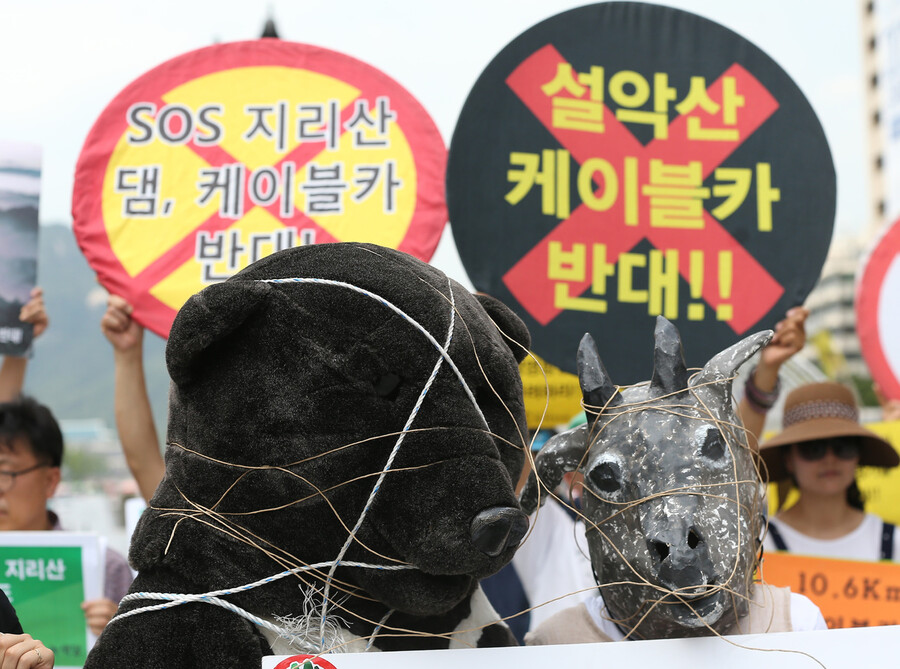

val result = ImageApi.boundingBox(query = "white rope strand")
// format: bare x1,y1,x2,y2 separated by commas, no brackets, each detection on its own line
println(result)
366,609,394,651
112,561,414,651
119,561,413,606
316,280,459,648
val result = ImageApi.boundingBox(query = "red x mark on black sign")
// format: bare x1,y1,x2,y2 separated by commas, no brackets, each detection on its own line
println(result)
502,44,783,335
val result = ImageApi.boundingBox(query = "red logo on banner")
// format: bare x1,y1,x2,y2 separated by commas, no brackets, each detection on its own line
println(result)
273,655,338,669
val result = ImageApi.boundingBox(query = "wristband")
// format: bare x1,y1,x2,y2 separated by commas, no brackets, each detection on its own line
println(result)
744,366,780,413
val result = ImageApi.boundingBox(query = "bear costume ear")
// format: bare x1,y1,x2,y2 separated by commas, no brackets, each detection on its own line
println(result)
166,280,273,386
475,293,531,363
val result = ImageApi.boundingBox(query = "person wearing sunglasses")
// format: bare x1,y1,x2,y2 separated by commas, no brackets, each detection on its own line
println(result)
759,382,900,560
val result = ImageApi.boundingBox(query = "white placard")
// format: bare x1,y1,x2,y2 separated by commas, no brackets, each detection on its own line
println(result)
124,496,146,543
263,624,900,669
0,531,104,599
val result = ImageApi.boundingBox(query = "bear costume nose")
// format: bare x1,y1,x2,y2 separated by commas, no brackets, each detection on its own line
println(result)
470,506,529,557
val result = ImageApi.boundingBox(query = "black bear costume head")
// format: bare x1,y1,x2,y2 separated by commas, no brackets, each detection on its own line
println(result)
88,243,531,665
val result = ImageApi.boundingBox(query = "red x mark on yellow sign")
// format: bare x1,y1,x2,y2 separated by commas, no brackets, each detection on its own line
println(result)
502,44,783,335
127,94,374,300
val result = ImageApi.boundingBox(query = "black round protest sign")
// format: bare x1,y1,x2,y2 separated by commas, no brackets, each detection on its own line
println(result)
447,2,834,379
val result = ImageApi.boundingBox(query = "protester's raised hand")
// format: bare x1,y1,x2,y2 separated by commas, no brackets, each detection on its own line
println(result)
874,383,900,422
0,633,54,668
17,288,48,339
100,295,143,352
739,306,809,447
0,288,48,400
759,306,809,371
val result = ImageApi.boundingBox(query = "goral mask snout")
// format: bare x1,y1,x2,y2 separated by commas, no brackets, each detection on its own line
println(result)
648,523,717,596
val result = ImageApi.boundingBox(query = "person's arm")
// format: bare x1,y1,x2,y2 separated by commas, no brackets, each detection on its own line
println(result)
101,295,165,502
0,357,28,403
739,306,808,450
0,288,49,402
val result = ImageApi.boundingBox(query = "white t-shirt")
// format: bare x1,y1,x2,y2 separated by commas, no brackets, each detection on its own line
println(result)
583,588,827,640
763,513,898,561
512,497,597,630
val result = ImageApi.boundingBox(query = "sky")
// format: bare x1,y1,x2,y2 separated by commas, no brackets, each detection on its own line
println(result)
0,0,866,286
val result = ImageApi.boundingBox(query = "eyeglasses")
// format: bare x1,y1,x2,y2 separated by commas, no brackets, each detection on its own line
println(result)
794,439,861,462
0,463,49,493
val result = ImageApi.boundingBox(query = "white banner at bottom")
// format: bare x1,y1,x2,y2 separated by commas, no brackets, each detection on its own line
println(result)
263,624,900,669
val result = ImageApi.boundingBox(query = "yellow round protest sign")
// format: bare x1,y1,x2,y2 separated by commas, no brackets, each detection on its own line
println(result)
74,41,447,337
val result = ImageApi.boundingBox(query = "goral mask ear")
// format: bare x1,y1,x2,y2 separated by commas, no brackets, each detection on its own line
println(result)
577,333,621,421
650,316,689,397
689,329,774,410
166,280,273,387
519,423,590,515
520,331,617,514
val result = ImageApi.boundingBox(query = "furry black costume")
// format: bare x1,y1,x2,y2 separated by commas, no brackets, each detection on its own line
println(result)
86,243,531,666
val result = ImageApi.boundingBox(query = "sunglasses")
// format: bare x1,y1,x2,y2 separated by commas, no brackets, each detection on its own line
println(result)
793,439,861,462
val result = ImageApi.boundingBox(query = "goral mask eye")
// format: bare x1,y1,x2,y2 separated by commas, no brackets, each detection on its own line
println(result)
588,460,622,495
699,427,725,460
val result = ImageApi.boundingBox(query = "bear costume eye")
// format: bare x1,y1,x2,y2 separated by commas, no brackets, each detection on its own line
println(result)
588,460,622,495
699,427,725,460
373,372,401,400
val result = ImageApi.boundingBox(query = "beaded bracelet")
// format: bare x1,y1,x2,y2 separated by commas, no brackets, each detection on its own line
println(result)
744,366,780,413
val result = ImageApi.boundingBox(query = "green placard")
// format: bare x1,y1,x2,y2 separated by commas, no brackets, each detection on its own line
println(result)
0,545,87,667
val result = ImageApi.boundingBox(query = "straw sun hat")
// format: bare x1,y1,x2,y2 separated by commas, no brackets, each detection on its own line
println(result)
758,381,900,482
